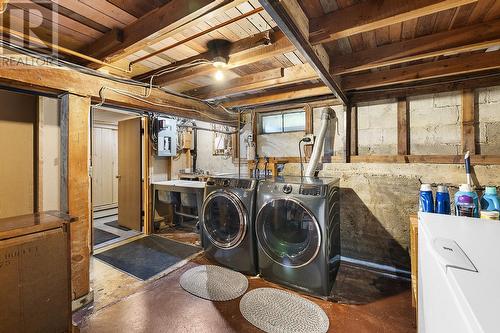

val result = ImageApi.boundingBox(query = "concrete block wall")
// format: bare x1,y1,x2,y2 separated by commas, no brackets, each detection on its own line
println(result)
357,100,398,155
477,85,500,154
409,91,462,155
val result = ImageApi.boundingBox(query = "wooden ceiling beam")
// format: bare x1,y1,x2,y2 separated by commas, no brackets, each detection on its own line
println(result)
310,0,478,45
188,64,318,99
80,0,245,67
259,0,347,104
0,65,235,123
348,70,500,103
134,29,277,83
146,29,295,86
222,83,332,107
332,18,500,75
342,50,500,91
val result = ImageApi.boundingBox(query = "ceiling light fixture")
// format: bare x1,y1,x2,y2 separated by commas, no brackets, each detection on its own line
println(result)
214,70,224,81
207,39,231,82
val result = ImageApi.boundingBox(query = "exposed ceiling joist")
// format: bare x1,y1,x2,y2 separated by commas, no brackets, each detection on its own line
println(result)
349,70,500,103
134,29,277,83
147,30,295,86
342,50,500,90
332,18,500,75
80,0,245,67
223,83,331,107
310,0,478,45
190,64,317,99
259,0,347,104
0,65,234,123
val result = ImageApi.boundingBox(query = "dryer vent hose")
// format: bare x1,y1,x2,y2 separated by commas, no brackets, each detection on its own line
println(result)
305,108,335,177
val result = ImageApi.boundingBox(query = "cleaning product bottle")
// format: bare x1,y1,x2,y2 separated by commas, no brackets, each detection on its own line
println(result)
419,184,434,213
454,184,480,217
435,185,451,215
456,195,476,217
480,186,500,211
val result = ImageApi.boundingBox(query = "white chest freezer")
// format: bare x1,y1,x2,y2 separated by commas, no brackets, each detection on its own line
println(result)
418,212,500,333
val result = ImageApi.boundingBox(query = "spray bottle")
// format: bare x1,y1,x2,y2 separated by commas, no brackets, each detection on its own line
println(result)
454,151,480,217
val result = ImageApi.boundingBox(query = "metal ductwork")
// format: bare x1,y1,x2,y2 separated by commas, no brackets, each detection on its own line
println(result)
305,107,335,177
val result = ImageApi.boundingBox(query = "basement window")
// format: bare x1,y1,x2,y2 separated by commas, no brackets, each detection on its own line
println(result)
261,110,305,134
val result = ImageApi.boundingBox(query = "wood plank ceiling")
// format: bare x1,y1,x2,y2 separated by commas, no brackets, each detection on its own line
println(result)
3,0,500,108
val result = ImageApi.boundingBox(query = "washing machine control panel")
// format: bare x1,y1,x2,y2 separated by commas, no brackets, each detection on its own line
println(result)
207,178,255,190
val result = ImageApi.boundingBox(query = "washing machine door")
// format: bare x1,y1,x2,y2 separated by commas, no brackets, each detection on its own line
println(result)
202,190,248,249
256,198,321,268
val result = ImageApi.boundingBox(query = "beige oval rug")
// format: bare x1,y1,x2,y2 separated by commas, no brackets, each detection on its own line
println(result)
240,288,329,333
179,265,248,301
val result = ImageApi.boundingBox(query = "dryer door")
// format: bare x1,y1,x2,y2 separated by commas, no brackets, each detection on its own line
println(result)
256,198,321,268
202,191,248,249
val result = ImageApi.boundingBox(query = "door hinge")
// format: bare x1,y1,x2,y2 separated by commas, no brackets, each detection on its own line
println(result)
141,210,145,217
141,127,145,134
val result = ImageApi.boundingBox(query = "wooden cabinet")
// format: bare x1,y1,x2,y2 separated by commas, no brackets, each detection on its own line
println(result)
0,212,75,333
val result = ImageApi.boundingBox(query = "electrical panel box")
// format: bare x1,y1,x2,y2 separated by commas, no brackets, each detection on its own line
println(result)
156,117,177,156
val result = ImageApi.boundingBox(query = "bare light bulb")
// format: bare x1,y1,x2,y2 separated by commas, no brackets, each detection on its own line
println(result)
214,69,224,81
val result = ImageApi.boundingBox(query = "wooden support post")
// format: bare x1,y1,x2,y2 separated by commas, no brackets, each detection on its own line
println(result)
461,89,476,154
60,94,91,300
344,104,352,163
397,97,410,155
350,105,358,157
142,117,151,235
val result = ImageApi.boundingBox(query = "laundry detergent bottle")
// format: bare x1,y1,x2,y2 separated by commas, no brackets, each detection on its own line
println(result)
454,184,480,217
481,186,500,212
419,184,434,213
435,185,451,215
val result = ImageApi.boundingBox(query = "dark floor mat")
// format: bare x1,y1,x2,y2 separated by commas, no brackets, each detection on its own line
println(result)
94,235,201,280
104,220,131,231
94,228,120,246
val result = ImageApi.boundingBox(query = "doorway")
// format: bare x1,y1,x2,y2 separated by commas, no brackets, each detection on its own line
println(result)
91,108,145,250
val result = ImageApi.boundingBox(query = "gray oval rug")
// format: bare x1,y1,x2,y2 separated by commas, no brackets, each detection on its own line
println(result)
179,265,248,301
240,288,329,333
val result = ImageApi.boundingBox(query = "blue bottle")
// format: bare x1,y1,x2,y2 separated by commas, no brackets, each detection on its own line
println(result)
435,185,451,215
419,184,434,213
481,186,500,211
454,184,480,217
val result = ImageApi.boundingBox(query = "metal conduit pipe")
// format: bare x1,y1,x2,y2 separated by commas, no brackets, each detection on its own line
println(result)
177,124,238,134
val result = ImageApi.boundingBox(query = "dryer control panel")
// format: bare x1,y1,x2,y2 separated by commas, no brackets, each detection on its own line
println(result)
268,183,324,196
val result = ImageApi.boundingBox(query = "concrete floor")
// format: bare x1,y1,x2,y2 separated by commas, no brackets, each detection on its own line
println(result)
75,228,416,333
